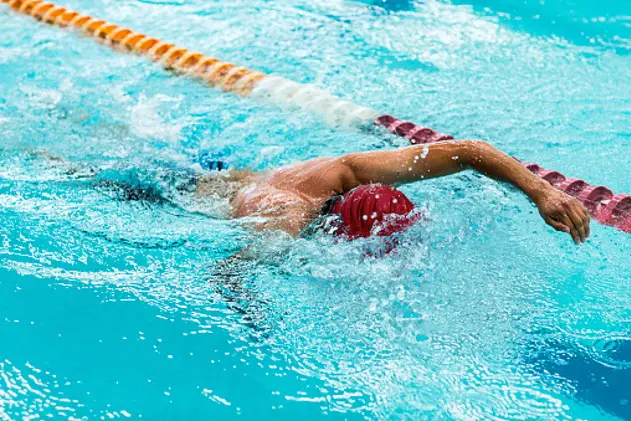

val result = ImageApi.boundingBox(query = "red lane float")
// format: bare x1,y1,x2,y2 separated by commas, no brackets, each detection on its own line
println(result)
375,115,631,233
374,114,454,144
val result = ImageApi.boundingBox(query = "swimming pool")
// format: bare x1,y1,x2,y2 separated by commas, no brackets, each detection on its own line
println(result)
1,0,630,419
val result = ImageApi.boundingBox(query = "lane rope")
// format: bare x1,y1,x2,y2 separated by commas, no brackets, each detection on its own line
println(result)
4,0,266,95
3,0,629,233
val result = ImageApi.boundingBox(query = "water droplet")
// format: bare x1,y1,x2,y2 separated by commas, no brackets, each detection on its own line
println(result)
421,145,430,159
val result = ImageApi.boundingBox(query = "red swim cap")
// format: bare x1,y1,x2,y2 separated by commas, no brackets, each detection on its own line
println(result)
330,184,419,240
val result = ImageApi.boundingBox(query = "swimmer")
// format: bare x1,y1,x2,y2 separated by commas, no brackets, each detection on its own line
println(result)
203,140,590,244
32,139,590,245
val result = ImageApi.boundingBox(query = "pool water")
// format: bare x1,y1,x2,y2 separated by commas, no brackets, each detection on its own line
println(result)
1,0,630,419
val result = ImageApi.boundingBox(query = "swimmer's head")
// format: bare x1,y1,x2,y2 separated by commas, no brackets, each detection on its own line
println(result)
328,184,420,240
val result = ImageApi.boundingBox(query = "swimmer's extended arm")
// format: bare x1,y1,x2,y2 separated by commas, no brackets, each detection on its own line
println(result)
341,140,590,244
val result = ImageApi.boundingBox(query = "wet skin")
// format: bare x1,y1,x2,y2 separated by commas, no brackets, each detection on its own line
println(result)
209,140,590,244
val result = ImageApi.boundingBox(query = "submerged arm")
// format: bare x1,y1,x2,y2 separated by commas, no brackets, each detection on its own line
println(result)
341,140,590,244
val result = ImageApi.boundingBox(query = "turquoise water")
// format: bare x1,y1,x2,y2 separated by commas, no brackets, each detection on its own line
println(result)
1,0,630,419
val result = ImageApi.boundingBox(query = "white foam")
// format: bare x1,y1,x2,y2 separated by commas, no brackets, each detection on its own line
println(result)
129,94,184,142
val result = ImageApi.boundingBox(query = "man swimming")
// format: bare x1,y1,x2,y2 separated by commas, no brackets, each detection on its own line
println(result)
199,139,590,244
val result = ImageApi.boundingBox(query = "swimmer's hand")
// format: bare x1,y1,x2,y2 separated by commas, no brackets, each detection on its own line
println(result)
534,186,590,244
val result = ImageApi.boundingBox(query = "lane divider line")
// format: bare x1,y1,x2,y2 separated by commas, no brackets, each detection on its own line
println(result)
3,0,629,233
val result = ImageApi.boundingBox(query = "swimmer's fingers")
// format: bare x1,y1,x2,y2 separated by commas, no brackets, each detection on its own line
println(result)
544,216,571,235
557,213,583,245
567,204,590,243
544,210,580,244
537,188,589,245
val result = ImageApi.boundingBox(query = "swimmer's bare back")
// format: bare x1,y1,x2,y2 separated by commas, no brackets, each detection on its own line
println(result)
207,140,591,244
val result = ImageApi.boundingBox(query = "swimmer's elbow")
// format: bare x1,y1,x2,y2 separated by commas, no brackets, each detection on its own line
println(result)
459,140,497,165
334,155,363,185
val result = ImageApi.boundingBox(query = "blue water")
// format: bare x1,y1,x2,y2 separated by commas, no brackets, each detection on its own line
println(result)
1,0,630,419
